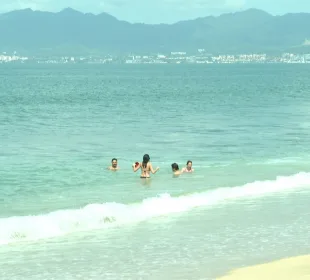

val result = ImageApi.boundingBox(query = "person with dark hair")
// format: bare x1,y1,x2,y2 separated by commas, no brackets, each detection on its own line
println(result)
171,163,182,176
107,158,119,171
132,154,159,178
182,160,194,173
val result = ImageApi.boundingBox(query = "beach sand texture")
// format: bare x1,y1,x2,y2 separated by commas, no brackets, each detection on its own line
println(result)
217,255,310,280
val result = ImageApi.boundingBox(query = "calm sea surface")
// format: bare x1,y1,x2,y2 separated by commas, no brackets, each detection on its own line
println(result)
1,64,310,279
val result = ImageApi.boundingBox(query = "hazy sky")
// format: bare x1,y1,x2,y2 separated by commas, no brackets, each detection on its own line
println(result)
2,0,310,23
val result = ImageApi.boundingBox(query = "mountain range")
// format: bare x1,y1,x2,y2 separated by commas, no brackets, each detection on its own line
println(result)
1,8,310,55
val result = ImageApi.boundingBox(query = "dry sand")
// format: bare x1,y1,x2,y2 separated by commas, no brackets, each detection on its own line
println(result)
217,255,310,280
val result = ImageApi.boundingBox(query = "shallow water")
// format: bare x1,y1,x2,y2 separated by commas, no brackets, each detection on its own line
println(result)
1,64,310,279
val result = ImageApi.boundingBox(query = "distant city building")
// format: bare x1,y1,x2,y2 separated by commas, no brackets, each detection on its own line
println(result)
0,54,28,62
157,54,166,59
171,52,186,55
1,50,310,64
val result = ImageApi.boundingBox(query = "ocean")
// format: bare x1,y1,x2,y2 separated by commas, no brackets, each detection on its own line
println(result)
1,63,310,279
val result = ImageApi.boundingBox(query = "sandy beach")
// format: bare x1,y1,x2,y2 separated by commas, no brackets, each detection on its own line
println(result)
217,255,310,280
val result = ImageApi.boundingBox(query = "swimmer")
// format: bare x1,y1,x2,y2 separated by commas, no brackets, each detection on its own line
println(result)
171,163,182,177
132,154,159,178
107,158,119,171
181,160,194,173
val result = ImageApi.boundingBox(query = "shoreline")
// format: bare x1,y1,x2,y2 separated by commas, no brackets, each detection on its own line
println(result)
217,255,310,280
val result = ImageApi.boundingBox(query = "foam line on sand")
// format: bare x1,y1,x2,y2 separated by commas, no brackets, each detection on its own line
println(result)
217,255,310,280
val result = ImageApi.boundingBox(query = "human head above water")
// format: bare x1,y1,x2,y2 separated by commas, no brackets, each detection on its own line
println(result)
171,163,179,171
186,160,192,169
143,154,150,161
142,154,150,167
111,158,117,167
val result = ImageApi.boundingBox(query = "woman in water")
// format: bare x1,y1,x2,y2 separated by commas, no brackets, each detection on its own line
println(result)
171,163,182,177
181,160,194,173
132,154,159,178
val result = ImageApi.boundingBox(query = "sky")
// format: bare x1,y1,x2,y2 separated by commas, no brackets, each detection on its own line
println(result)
1,0,310,24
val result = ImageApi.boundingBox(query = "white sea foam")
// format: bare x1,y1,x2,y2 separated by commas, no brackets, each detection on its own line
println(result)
1,172,310,246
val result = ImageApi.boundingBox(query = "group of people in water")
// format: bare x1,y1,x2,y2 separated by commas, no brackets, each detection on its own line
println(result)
107,154,194,178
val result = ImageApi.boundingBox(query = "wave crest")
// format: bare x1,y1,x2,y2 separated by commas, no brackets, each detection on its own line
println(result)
1,172,310,246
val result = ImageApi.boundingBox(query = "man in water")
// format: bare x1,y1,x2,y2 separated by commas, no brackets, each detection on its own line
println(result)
107,158,119,171
182,160,194,173
171,163,182,176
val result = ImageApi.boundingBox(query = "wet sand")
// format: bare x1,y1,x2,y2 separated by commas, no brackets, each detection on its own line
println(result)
217,255,310,280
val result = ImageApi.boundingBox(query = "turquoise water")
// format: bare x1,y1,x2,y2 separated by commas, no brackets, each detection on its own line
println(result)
1,64,310,279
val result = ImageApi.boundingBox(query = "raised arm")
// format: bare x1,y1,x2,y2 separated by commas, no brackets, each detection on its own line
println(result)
149,163,159,174
132,162,140,172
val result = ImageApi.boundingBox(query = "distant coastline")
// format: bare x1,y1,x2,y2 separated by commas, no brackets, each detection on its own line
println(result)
1,52,310,64
217,255,310,280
